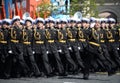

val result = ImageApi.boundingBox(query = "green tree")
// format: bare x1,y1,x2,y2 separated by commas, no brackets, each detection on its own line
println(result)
70,0,104,17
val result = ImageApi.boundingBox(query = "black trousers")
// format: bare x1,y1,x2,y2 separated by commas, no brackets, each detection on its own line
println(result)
23,45,41,76
34,44,52,75
0,44,12,78
79,42,91,76
107,42,120,67
68,41,84,69
11,43,29,76
88,44,112,72
59,42,77,72
47,43,64,74
101,43,117,69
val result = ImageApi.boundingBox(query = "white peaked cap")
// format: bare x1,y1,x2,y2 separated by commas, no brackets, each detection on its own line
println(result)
48,17,55,22
25,17,33,23
2,19,11,24
12,16,20,21
76,19,81,23
45,18,49,22
108,18,116,22
32,19,36,24
90,17,96,22
61,18,68,23
20,20,25,24
100,18,108,23
82,18,90,23
95,18,101,22
35,17,44,24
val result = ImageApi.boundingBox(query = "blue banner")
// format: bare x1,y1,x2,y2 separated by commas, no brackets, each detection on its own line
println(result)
50,0,70,19
4,0,12,18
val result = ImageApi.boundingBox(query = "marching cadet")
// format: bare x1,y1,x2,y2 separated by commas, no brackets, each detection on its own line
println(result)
100,18,108,29
55,19,61,29
67,18,84,73
20,20,25,29
56,19,77,74
45,17,65,76
76,19,82,29
100,18,117,71
106,18,120,68
9,16,30,78
22,17,41,77
0,19,12,79
67,18,72,28
90,17,96,28
89,18,115,76
45,18,50,29
33,18,53,77
77,18,92,80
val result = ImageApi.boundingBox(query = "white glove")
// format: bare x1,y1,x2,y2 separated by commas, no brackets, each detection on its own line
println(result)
68,47,72,50
58,49,62,53
78,47,81,50
8,50,12,54
117,48,119,50
46,51,49,54
33,51,35,54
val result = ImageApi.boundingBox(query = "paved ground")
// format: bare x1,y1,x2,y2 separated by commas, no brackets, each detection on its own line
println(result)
0,73,120,83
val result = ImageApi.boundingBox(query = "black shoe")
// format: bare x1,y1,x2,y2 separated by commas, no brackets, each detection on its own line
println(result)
108,71,116,76
2,73,10,79
58,72,68,76
83,74,89,80
16,74,21,78
46,74,54,78
35,72,42,77
28,72,34,77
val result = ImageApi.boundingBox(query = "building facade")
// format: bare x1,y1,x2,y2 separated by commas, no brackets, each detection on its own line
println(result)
97,0,120,22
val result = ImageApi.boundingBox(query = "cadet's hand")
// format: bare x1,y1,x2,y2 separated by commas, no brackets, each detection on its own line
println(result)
68,47,72,50
78,47,81,50
58,49,62,53
8,50,12,54
117,48,119,50
32,51,35,54
46,51,49,54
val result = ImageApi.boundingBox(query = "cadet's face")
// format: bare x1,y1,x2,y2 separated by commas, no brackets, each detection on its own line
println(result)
77,23,81,27
25,21,32,27
67,23,71,27
37,22,43,27
14,20,20,26
101,23,106,28
57,24,61,28
71,22,76,27
82,22,87,27
105,23,109,27
86,23,90,28
61,23,66,28
2,24,8,28
94,22,101,28
46,23,49,28
49,22,54,27
109,23,115,27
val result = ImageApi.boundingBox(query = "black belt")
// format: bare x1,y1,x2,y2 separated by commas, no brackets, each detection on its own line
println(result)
35,41,44,44
79,39,86,42
11,39,19,43
48,40,54,43
59,40,66,43
0,41,7,44
68,39,76,42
